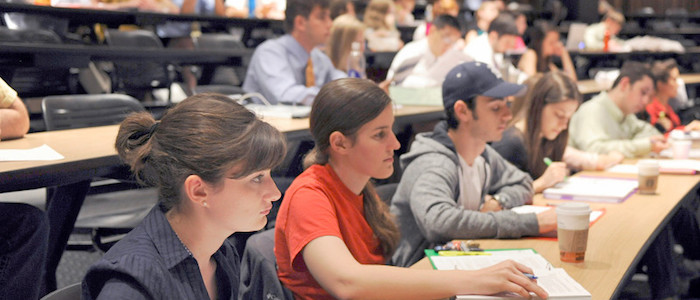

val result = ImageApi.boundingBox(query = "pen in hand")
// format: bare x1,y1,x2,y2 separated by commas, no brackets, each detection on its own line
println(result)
544,157,568,181
523,272,538,280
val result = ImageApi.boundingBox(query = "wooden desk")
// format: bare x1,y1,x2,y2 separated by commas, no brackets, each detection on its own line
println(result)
0,104,443,293
413,171,700,300
578,73,700,95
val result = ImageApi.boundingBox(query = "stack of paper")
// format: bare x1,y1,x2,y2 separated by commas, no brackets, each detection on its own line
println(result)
428,249,591,300
542,176,638,203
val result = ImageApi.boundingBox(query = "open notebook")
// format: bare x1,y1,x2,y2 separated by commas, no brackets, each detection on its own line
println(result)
427,249,591,300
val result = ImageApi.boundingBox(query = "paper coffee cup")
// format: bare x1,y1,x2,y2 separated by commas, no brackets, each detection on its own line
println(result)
556,203,591,263
672,140,692,159
637,160,659,195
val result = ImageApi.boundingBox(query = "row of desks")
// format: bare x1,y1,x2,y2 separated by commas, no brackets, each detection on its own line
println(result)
414,168,700,300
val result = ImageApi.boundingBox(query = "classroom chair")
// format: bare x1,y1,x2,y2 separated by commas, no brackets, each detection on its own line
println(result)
39,282,81,300
103,29,174,102
41,94,157,252
194,33,248,91
0,27,79,98
239,229,294,300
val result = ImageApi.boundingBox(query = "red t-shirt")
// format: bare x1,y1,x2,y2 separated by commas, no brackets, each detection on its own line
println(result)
274,164,385,300
646,98,682,133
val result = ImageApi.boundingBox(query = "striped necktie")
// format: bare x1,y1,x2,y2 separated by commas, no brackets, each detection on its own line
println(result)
305,57,315,87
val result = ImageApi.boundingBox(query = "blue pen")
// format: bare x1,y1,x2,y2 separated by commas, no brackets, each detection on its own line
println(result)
523,272,538,280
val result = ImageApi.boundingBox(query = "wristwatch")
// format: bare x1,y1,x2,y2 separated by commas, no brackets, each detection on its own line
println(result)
492,194,505,209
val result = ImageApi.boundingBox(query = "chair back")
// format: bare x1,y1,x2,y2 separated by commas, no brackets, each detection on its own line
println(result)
195,33,248,86
42,94,144,131
0,27,76,97
40,282,81,300
104,29,171,99
239,229,293,300
0,27,62,44
195,33,245,49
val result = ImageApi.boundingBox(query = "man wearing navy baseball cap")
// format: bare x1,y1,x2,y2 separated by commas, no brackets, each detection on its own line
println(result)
390,62,557,267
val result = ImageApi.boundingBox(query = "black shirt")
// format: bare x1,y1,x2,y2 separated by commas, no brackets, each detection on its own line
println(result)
82,204,240,300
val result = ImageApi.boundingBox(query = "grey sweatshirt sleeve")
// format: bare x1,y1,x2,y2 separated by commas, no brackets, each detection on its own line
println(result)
483,146,534,209
404,153,539,242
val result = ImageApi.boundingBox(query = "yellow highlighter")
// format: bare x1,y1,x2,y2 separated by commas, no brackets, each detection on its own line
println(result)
437,251,492,256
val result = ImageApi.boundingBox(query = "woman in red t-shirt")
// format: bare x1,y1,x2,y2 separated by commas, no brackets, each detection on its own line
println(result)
646,59,700,133
274,78,548,300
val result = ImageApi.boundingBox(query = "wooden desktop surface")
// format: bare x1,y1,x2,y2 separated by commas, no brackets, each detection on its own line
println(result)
0,105,443,191
413,170,700,300
578,73,700,95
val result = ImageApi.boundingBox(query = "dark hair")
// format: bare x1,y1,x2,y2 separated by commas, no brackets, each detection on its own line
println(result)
523,72,581,178
305,78,400,257
526,22,557,73
651,58,678,86
432,14,460,31
445,96,477,129
330,0,352,19
612,61,655,89
488,13,519,36
285,0,331,32
115,93,287,211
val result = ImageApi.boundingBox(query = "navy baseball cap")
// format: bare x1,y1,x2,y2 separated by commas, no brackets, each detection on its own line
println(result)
442,61,526,110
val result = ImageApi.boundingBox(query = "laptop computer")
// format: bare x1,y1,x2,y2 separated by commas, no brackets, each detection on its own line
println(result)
566,22,588,51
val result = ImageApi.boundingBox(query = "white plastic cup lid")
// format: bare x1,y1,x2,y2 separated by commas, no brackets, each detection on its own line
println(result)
555,202,591,216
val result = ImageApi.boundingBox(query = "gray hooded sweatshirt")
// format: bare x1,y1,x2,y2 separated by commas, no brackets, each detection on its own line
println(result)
390,121,539,267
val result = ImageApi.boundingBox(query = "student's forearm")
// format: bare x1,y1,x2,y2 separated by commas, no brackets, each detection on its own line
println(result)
561,51,577,81
0,106,29,140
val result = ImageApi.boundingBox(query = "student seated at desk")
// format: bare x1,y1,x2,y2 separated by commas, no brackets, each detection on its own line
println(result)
517,22,577,82
644,59,700,134
274,78,548,300
568,61,670,157
583,9,624,51
412,0,460,41
491,71,623,193
243,0,345,105
325,14,365,74
224,0,286,19
82,93,287,299
363,0,404,52
463,13,526,83
463,0,500,45
0,76,46,300
389,62,557,268
383,14,470,88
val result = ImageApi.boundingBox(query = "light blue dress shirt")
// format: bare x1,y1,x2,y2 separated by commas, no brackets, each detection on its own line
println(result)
243,34,346,105
157,0,218,38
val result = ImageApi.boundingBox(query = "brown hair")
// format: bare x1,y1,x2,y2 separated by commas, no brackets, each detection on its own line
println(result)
522,72,581,178
364,0,395,31
651,58,678,86
326,14,365,72
305,78,400,257
285,0,331,32
115,93,287,211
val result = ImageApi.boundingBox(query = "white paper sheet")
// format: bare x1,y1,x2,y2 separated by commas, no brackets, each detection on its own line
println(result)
0,144,64,161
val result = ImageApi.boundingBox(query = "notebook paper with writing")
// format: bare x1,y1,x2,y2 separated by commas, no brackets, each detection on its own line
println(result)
426,249,591,300
542,176,638,203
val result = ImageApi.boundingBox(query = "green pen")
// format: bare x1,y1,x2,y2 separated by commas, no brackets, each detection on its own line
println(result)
543,157,568,180
543,157,553,166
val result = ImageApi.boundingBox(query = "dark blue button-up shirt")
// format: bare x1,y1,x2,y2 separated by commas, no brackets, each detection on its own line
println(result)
82,204,240,299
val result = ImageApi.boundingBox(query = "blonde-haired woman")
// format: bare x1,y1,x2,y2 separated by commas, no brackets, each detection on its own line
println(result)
364,0,403,51
326,14,365,73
